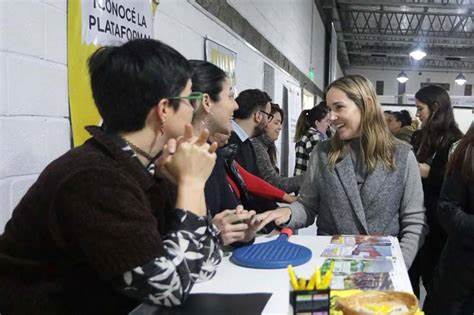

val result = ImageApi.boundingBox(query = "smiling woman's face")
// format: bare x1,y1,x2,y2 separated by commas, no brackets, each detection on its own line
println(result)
265,111,282,141
326,87,362,140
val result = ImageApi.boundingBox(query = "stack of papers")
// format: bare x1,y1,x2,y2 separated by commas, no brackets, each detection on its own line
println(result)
320,235,396,290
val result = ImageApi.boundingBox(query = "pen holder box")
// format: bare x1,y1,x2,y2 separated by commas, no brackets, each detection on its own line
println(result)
290,288,330,315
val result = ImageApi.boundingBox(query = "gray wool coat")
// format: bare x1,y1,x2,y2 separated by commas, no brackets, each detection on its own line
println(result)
251,135,303,193
287,139,427,268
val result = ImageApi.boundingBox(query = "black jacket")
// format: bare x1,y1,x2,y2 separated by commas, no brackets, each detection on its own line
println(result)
228,131,260,177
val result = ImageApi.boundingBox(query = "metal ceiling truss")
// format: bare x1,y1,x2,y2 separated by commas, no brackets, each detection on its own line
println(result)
337,0,474,10
339,33,474,46
349,55,474,71
320,0,474,71
339,10,473,38
347,44,474,59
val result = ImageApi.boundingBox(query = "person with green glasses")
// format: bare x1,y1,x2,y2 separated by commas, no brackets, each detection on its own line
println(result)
0,39,222,314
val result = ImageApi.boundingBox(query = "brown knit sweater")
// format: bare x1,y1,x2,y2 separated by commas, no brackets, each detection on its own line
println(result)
0,127,176,314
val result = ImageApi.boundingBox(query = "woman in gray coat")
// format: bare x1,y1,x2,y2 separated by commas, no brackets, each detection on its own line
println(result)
257,75,427,268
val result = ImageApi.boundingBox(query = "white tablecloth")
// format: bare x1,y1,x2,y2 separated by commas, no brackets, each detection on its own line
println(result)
191,235,412,315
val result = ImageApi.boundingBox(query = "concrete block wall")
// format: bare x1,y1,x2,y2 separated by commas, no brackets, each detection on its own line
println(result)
154,0,272,92
154,0,310,175
0,0,327,231
0,0,70,232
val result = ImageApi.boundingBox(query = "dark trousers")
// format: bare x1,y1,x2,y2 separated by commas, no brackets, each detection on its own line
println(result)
408,242,442,299
423,245,474,315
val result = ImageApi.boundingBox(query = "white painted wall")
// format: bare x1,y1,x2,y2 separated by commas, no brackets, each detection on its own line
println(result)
154,0,311,174
1,0,326,231
227,0,327,91
336,60,344,81
0,0,69,232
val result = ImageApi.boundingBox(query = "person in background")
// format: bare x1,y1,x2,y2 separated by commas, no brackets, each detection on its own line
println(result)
229,89,284,213
0,39,222,314
257,75,427,268
387,110,415,143
408,85,463,298
189,60,291,243
189,59,258,246
229,89,272,176
383,110,392,125
252,103,303,193
294,102,331,176
423,123,474,315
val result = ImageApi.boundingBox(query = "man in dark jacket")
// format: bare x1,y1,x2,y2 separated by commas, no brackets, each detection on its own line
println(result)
228,89,279,215
229,89,272,176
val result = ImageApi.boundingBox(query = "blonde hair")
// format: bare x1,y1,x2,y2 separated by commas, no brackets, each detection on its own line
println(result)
327,75,396,172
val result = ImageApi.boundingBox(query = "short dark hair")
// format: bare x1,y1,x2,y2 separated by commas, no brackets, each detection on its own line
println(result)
88,39,191,133
234,89,272,119
189,60,227,101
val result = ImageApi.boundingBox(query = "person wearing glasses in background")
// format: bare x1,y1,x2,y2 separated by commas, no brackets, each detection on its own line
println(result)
252,103,303,193
0,39,222,314
228,89,273,177
227,89,285,217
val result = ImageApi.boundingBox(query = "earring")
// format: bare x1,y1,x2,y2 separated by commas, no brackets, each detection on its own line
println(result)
160,119,166,136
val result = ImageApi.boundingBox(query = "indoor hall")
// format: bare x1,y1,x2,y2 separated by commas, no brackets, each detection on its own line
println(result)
0,1,472,314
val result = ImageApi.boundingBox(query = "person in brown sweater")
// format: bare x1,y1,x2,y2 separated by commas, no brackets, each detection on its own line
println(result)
0,39,222,314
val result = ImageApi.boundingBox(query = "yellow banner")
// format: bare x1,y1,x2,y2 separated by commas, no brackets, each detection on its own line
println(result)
67,0,157,146
205,38,237,87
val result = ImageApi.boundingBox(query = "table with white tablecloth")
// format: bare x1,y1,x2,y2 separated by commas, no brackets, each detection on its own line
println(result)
131,235,412,315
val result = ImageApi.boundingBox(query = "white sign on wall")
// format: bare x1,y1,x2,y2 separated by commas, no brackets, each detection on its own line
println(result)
82,0,153,46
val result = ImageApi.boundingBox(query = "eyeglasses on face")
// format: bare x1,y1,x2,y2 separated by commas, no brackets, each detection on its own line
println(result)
169,92,204,110
259,110,274,122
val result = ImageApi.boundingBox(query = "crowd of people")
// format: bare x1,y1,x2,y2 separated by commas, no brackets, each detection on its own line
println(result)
0,38,472,315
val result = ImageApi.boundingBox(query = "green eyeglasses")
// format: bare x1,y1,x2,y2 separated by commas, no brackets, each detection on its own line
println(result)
169,92,204,110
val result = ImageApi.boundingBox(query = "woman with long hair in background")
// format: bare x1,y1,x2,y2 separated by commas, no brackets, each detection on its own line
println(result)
189,60,294,244
424,123,474,314
408,85,463,298
293,102,331,176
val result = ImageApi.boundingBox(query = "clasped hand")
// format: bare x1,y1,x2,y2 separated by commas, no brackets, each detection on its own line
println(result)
212,205,260,245
155,124,218,185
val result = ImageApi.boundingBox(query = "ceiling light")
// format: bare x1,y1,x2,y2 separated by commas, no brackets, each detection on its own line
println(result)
409,49,427,61
455,72,467,86
396,71,409,84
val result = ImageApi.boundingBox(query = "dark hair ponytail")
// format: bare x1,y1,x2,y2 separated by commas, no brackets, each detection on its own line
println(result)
392,110,412,127
294,101,330,142
189,60,227,101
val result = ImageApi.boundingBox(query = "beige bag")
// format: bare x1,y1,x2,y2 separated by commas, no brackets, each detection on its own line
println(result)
335,291,418,315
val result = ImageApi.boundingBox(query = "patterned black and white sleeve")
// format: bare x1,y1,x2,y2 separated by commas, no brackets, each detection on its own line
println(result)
117,209,223,307
294,141,307,176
